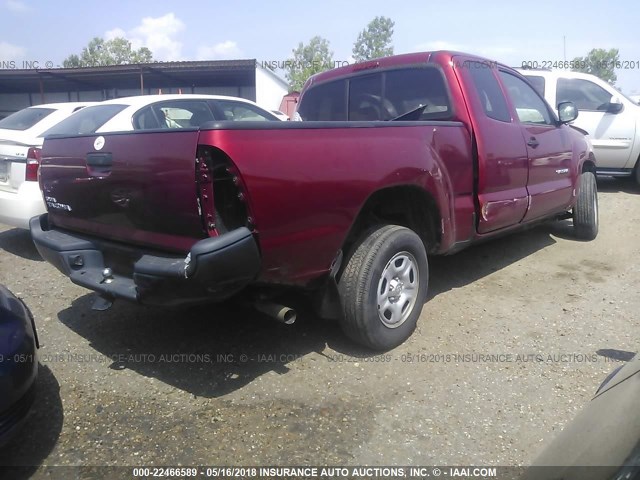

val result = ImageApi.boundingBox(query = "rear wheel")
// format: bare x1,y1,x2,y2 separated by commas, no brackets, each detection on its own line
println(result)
573,171,598,240
337,225,429,350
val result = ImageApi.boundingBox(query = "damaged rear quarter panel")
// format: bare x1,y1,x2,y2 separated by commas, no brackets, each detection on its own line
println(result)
198,123,474,286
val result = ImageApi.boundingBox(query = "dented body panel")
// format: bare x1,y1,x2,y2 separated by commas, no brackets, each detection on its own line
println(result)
197,123,475,283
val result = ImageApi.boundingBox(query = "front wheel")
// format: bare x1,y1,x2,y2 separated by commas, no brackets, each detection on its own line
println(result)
337,225,429,350
573,171,598,240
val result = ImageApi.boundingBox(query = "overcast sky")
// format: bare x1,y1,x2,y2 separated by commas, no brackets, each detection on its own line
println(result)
1,0,639,93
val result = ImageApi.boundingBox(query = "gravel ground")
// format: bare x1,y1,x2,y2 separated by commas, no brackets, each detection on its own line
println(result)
0,177,638,479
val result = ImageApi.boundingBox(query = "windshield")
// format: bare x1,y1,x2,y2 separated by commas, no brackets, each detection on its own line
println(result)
0,107,55,131
612,85,640,105
43,104,128,136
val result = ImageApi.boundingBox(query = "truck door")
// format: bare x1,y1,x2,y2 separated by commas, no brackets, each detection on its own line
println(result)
453,57,529,233
555,77,635,170
498,70,574,220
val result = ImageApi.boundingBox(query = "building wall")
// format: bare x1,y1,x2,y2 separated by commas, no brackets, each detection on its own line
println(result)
0,91,104,118
255,66,288,112
0,91,104,117
0,94,31,118
0,66,272,118
192,85,256,100
76,91,105,102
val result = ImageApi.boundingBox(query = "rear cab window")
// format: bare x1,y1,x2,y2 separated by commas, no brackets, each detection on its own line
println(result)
43,104,128,136
298,66,452,121
0,107,55,131
298,80,347,120
348,74,383,120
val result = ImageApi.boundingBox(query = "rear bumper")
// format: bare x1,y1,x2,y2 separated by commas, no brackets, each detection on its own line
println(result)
30,214,261,306
0,182,46,229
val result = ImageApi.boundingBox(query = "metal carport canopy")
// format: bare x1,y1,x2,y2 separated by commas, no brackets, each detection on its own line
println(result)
0,59,258,94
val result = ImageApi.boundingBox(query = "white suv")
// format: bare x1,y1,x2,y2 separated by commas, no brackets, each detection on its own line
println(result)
517,68,640,183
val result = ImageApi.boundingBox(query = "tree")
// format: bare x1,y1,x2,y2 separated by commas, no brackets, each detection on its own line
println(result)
571,48,620,85
285,36,334,91
352,16,395,62
63,37,154,68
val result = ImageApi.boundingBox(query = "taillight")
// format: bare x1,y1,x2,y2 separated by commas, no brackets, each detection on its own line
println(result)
25,147,41,182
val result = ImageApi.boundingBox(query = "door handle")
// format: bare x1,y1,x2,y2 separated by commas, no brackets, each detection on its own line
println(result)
86,152,112,177
86,153,112,167
527,137,539,148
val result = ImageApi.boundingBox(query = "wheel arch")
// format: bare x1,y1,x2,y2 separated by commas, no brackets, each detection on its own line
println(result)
634,152,640,183
582,152,597,174
339,185,442,266
314,185,442,322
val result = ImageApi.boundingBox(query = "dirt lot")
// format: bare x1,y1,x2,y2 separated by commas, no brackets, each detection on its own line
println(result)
0,178,638,478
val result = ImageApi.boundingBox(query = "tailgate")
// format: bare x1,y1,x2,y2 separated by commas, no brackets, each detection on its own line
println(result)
40,130,206,252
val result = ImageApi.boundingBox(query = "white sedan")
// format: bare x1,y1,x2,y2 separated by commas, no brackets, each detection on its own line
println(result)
1,95,279,229
43,94,280,135
0,102,96,228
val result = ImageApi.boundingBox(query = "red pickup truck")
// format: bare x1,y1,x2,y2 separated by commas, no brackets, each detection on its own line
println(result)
30,51,597,350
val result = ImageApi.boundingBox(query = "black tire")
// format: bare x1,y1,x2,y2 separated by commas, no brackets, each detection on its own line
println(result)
573,171,598,240
337,225,429,350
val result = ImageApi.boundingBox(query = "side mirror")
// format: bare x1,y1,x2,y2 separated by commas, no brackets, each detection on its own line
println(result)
607,97,624,114
558,101,578,124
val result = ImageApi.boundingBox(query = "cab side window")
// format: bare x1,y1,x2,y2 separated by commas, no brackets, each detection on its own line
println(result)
384,68,452,120
499,71,553,125
465,62,511,122
524,75,545,97
556,78,612,111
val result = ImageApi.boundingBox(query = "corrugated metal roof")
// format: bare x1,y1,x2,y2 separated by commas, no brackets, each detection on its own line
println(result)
0,59,261,93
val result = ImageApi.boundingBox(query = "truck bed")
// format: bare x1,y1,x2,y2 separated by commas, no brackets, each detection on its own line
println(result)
40,120,475,285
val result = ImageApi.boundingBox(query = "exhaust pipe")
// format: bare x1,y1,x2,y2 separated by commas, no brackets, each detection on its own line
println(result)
254,301,296,325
